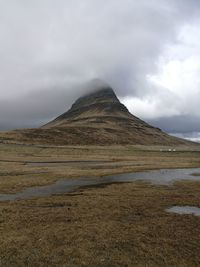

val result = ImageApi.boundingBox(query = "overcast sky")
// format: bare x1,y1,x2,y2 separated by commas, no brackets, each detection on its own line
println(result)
0,1,200,140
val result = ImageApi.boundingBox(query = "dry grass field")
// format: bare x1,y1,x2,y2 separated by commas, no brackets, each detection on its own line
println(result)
0,143,200,266
0,143,200,193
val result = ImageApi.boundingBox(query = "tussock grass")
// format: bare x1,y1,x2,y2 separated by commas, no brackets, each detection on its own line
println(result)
192,173,200,176
1,181,200,266
0,143,200,266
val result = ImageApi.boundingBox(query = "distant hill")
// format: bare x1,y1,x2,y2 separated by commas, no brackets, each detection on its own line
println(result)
0,80,194,145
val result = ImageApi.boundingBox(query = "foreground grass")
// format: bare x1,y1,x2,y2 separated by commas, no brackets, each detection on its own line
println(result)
0,143,200,266
1,181,200,266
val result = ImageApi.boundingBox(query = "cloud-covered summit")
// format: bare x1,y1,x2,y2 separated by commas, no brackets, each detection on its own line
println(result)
0,0,200,135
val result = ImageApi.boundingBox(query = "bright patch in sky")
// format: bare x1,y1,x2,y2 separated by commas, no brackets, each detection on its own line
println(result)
123,21,200,121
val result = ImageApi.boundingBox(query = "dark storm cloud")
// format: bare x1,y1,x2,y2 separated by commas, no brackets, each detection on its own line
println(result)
146,115,200,142
0,0,200,130
170,132,200,143
147,115,200,133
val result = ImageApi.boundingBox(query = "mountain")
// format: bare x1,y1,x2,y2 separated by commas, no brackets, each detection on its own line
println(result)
43,85,132,129
0,81,193,145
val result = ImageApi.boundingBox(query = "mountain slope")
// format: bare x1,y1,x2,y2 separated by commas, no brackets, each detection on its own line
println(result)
0,82,193,145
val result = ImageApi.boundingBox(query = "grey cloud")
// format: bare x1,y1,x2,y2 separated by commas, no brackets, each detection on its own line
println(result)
0,0,200,130
170,132,200,143
147,115,200,133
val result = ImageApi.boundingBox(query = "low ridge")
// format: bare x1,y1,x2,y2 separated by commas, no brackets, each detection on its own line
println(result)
0,80,193,145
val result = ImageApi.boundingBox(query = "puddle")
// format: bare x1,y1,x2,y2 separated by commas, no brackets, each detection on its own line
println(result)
1,168,200,201
166,206,200,216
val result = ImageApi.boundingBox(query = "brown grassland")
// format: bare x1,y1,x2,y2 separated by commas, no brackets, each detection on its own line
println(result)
0,143,200,266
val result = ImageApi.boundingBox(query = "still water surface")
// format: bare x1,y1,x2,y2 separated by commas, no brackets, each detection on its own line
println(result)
166,206,200,216
0,168,200,201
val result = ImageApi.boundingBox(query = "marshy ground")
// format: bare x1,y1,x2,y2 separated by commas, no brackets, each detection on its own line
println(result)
0,143,200,266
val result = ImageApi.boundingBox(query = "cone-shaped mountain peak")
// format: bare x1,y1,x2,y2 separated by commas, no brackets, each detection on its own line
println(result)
0,79,193,145
69,78,120,111
70,86,120,112
43,81,130,128
27,79,190,145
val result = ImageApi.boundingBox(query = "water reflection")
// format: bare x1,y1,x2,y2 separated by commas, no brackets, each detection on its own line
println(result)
166,206,200,216
1,168,200,201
